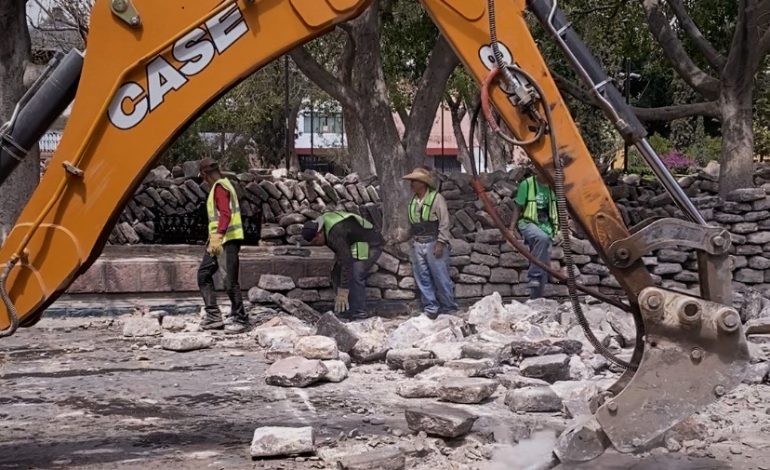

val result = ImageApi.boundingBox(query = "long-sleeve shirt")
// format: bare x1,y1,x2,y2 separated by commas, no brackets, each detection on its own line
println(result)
214,185,232,235
327,218,384,288
411,191,452,245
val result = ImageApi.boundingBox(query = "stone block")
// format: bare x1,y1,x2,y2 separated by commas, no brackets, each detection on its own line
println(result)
398,277,416,290
287,289,320,303
472,243,501,256
321,360,349,383
295,335,339,360
470,252,499,267
337,448,405,470
449,256,471,267
396,380,440,398
449,239,472,256
490,268,518,283
250,426,314,458
122,317,161,337
736,268,764,284
499,252,529,268
316,312,359,353
504,386,562,412
161,334,213,352
457,274,486,284
483,283,513,297
258,274,296,291
520,354,570,383
727,188,766,202
438,377,498,404
404,404,478,438
386,349,434,370
653,263,683,275
748,232,770,244
376,251,401,274
265,357,328,387
462,264,491,277
384,289,416,300
475,229,504,244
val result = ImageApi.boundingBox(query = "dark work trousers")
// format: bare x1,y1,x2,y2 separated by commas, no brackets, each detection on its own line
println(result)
331,247,382,315
197,240,247,323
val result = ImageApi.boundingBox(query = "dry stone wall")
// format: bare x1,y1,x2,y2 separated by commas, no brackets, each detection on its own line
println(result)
112,162,770,304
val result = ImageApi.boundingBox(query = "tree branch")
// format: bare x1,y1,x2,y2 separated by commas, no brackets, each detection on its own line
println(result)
553,72,721,121
664,0,726,71
289,46,361,115
723,0,762,87
402,34,459,156
640,0,721,99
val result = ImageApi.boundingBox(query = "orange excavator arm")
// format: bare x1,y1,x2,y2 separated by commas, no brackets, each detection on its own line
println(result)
0,0,748,460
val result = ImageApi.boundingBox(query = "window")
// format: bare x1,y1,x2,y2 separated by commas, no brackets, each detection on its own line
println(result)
303,113,343,134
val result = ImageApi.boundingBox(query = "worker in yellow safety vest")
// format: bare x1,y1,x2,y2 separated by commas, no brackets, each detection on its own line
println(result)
302,211,383,321
510,167,559,299
198,157,249,334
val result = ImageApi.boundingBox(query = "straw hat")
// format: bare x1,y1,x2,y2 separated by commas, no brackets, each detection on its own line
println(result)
402,167,436,189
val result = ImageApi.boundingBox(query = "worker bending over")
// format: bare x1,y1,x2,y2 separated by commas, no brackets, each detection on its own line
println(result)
402,167,458,318
197,158,249,334
510,167,559,299
302,212,383,320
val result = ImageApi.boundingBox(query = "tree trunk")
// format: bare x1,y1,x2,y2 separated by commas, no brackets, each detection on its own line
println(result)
719,85,755,194
343,107,374,179
0,0,37,243
287,102,301,172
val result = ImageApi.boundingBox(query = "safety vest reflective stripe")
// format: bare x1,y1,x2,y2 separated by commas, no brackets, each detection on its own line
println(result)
322,211,371,260
207,178,245,243
522,176,559,232
408,190,437,224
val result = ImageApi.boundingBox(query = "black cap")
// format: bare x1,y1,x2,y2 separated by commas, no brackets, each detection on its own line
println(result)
301,220,320,242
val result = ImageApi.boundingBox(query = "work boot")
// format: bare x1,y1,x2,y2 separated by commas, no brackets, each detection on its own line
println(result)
224,318,250,335
529,277,546,300
199,315,224,330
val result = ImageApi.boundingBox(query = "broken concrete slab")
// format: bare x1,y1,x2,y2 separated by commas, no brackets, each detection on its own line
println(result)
348,318,389,362
321,360,349,383
258,274,296,291
496,372,550,389
386,315,434,350
386,349,433,370
461,342,512,364
315,312,359,353
403,358,444,377
161,316,187,332
265,356,328,388
438,377,498,404
254,325,299,349
553,417,609,463
504,386,562,412
445,358,495,377
396,380,440,399
295,335,339,360
122,317,161,337
160,334,213,352
270,293,322,324
337,447,405,470
250,426,314,458
405,404,478,438
550,380,599,418
519,354,570,383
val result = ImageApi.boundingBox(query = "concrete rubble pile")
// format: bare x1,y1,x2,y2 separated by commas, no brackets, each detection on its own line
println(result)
113,287,770,468
112,162,770,306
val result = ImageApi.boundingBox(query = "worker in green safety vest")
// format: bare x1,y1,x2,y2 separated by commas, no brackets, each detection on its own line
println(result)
302,211,383,320
402,166,458,319
510,167,559,299
197,158,250,334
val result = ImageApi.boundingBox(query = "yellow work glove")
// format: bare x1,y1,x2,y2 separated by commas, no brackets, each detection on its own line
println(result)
208,233,224,257
334,288,350,313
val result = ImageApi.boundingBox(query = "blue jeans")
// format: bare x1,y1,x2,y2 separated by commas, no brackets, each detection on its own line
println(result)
411,240,458,315
520,222,552,281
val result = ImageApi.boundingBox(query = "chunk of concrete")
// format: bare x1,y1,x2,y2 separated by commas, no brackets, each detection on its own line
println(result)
386,349,434,370
405,404,478,438
504,386,562,412
461,342,512,364
553,417,609,463
160,334,213,352
337,447,405,470
438,377,498,404
519,354,570,383
122,317,161,337
445,358,495,377
396,380,440,399
321,360,349,383
254,325,299,349
315,312,359,353
161,316,187,332
403,358,444,377
496,373,549,389
258,274,296,291
265,356,328,387
250,426,314,458
295,335,339,360
550,381,599,418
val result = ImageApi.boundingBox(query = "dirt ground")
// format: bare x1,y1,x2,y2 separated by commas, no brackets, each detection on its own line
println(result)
0,315,768,470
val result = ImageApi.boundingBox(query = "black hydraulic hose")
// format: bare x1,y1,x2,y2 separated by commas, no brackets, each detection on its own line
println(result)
0,49,83,186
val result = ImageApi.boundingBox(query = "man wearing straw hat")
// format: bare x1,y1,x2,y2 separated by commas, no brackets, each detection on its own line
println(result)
402,167,458,319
